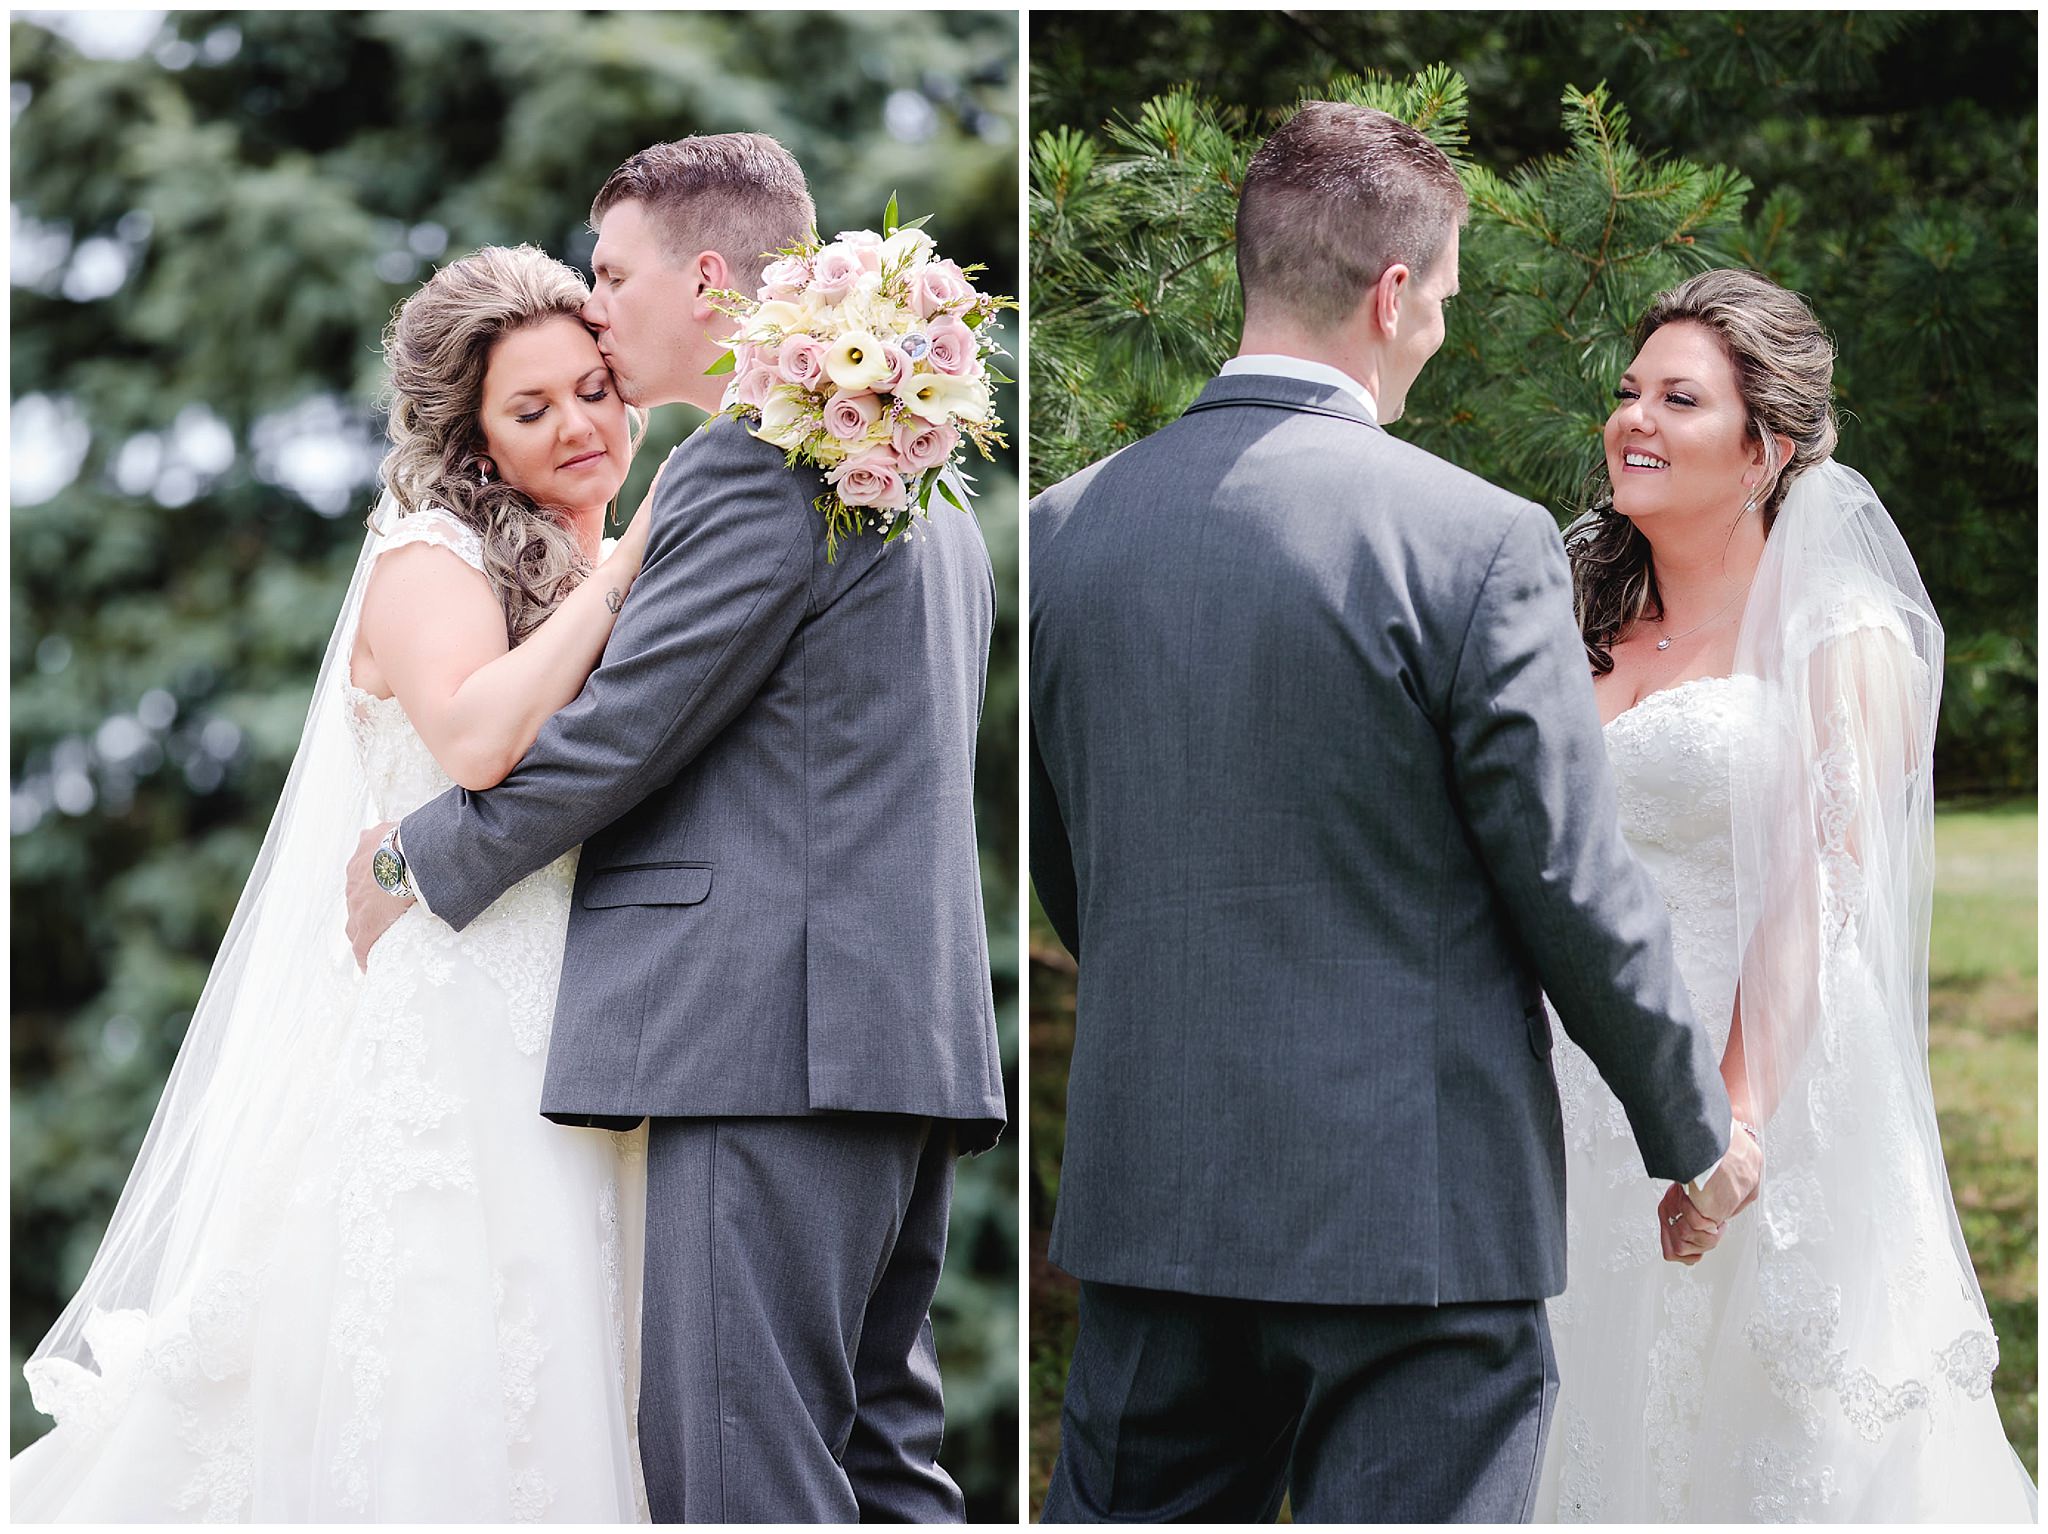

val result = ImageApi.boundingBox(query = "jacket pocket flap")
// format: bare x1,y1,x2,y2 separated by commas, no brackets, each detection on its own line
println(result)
583,863,713,909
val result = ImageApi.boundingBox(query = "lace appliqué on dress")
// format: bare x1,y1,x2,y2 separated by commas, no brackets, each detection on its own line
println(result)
1553,1402,1608,1521
326,922,476,1512
1644,1273,1713,1519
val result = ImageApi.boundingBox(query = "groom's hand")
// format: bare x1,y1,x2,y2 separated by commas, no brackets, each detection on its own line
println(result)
1659,1114,1764,1263
1657,1183,1721,1264
345,821,415,969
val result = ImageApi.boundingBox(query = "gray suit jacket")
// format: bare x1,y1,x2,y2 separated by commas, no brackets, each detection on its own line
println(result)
1030,373,1729,1303
403,415,1005,1150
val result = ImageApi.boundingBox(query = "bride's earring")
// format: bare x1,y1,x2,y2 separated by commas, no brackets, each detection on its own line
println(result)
477,458,493,486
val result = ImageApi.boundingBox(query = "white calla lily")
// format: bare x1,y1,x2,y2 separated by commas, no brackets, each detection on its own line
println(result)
824,329,893,392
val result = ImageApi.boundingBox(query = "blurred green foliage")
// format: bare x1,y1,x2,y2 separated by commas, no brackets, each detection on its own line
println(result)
1028,13,2035,1511
10,10,1018,1515
1030,9,2036,796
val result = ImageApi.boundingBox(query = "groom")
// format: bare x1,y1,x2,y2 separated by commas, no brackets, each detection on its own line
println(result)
1031,103,1759,1522
344,134,1004,1521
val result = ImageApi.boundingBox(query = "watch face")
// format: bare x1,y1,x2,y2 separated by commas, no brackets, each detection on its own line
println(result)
371,845,404,894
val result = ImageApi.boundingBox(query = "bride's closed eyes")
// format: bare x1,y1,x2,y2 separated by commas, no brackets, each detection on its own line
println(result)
516,382,613,425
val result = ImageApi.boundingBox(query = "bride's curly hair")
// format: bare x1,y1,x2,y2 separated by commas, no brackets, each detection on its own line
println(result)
375,244,640,645
1569,268,1839,674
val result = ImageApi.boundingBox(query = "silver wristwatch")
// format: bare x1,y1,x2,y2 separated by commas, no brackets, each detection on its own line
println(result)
371,827,415,901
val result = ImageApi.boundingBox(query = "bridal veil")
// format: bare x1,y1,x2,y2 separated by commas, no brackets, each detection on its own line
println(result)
23,509,388,1423
1710,458,2030,1513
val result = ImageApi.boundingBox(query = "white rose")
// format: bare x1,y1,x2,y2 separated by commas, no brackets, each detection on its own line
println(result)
743,299,806,341
881,226,936,272
756,387,811,450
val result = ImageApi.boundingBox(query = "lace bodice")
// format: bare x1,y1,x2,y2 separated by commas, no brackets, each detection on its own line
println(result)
1550,674,1765,1202
339,507,578,1056
13,507,649,1524
1597,673,1768,1057
343,508,489,822
1538,669,2027,1523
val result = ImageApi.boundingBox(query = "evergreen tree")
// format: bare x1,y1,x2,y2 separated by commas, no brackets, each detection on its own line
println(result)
10,12,1019,1509
1029,34,2037,1503
1029,40,2035,794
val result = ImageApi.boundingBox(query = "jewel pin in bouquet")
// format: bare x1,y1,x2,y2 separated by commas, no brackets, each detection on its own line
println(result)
708,197,1015,559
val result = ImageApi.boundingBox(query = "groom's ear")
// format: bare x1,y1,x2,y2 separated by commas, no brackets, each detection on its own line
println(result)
690,250,732,306
1371,263,1412,337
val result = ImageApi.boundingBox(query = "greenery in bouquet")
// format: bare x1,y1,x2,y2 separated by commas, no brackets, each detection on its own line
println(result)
710,198,1016,558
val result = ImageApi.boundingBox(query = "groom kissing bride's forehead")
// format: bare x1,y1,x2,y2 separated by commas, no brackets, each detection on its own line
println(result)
579,133,815,413
1032,100,1746,1522
19,118,1005,1523
333,129,1003,1522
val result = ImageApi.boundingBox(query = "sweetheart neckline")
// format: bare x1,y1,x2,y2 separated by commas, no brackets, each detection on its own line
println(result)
1600,671,1746,733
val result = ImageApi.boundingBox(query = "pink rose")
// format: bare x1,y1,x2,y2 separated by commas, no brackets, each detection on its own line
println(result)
759,255,810,299
924,317,978,377
823,390,883,442
777,334,828,391
892,418,959,474
912,259,975,319
835,230,885,273
827,445,909,511
736,362,781,410
811,246,864,301
871,342,912,394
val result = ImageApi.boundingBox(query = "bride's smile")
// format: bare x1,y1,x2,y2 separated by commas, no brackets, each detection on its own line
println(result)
1604,319,1769,522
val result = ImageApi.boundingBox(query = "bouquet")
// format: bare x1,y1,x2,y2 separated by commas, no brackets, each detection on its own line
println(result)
710,197,1015,559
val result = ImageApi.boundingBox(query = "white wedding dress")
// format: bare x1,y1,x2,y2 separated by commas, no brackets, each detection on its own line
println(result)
1533,671,2032,1522
13,508,648,1522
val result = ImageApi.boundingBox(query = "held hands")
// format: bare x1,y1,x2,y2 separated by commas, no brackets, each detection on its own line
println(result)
1658,1183,1720,1264
345,821,414,970
1658,1115,1763,1264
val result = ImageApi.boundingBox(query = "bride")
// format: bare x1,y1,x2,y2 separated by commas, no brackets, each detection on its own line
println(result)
1534,268,2034,1521
14,245,656,1520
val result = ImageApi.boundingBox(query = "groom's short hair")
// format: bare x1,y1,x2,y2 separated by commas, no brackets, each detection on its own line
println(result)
591,133,817,289
1236,102,1469,329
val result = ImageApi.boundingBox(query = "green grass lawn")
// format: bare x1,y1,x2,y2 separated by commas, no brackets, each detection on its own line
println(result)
1028,804,2038,1512
1926,805,2037,1482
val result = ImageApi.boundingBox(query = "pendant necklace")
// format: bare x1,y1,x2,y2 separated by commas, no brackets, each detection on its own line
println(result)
1653,584,1746,651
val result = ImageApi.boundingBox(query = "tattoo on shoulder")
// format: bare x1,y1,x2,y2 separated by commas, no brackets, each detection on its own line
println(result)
605,588,623,614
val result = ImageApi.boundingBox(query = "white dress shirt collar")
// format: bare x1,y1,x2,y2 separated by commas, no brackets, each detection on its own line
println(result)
1220,354,1379,424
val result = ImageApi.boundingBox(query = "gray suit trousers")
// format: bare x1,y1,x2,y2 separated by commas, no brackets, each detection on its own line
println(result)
639,1115,963,1523
1041,1281,1557,1523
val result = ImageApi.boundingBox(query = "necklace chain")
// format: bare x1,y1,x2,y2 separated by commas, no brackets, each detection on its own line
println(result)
1653,585,1746,651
